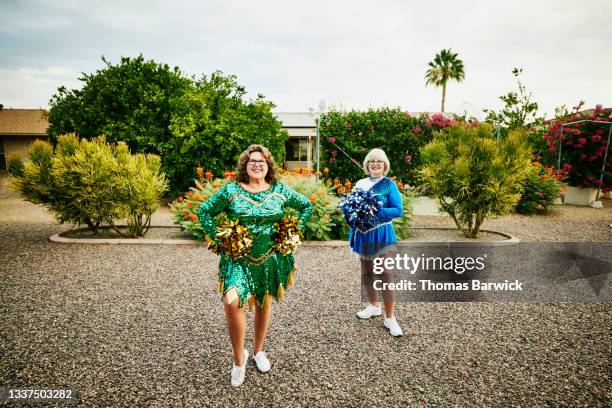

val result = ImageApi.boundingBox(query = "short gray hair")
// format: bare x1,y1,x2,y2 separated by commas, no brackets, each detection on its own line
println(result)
363,148,390,176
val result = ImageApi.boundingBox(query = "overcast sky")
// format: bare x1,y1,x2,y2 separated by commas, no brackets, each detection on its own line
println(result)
1,0,611,119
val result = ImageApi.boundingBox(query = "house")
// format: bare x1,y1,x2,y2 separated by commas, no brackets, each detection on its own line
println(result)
0,107,49,170
274,112,317,170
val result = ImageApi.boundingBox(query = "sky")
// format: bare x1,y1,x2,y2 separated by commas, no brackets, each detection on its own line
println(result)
1,0,611,119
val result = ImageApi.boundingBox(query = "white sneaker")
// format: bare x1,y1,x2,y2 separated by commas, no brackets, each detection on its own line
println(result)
384,315,404,337
253,351,271,373
230,349,249,387
356,304,382,319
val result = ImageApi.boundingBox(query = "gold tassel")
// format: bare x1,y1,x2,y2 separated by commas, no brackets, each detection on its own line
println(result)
217,280,224,294
288,269,295,287
278,285,285,301
247,295,255,311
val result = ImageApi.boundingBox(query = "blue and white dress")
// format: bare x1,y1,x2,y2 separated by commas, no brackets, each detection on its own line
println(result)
349,176,404,257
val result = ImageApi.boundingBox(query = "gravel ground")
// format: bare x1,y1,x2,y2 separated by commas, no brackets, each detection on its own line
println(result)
1,175,611,407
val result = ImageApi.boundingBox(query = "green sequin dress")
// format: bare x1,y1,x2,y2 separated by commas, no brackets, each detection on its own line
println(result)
198,181,312,309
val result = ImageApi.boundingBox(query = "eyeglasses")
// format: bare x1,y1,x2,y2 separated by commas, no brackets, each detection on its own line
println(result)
368,160,384,165
247,159,268,167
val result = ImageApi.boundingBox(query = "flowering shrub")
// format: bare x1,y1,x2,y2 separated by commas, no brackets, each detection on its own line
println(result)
170,171,231,240
542,104,611,191
319,108,470,185
515,162,566,214
281,173,343,241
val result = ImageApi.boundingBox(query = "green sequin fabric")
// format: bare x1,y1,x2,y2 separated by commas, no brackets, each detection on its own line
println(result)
198,181,312,308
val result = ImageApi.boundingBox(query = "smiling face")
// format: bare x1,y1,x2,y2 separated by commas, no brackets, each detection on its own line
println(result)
246,151,269,182
367,158,385,178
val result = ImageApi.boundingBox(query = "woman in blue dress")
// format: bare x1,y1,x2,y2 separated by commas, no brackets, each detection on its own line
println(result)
350,148,404,336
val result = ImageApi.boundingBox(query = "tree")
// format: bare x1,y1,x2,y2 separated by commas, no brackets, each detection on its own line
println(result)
419,124,531,238
425,48,465,113
47,55,286,194
483,68,540,130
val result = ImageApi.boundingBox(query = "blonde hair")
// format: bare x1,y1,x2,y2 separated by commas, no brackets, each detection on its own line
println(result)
363,148,390,176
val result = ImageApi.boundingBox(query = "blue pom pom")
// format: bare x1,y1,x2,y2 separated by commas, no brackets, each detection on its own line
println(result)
338,188,384,231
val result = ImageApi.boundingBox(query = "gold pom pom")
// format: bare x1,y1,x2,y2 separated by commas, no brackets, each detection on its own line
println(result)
207,216,253,260
273,215,304,255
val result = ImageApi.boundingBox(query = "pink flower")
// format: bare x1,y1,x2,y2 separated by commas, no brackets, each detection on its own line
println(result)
327,136,336,144
563,164,572,170
331,150,337,157
346,123,352,129
594,179,604,187
558,135,565,141
591,135,602,142
578,138,587,145
404,112,411,118
412,125,422,134
567,141,573,146
369,124,376,130
575,144,583,149
595,104,603,110
534,154,541,160
405,154,412,162
589,156,598,161
543,134,551,140
580,153,588,161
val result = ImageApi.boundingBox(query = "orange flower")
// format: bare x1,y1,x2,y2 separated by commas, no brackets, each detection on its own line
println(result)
344,181,352,189
205,170,213,180
533,162,542,167
196,167,204,179
316,171,322,177
186,201,193,206
391,176,397,181
188,213,198,221
178,197,184,203
323,167,329,174
540,175,548,181
193,193,202,201
309,194,318,203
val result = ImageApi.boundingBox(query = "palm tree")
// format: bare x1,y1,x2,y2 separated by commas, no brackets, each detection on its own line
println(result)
425,49,465,112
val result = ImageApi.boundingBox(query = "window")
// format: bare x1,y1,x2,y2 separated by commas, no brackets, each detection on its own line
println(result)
285,137,311,162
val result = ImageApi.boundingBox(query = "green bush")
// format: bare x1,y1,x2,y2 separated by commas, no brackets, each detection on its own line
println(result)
281,174,343,241
6,153,24,177
515,163,564,214
419,124,531,238
47,55,286,195
10,134,167,237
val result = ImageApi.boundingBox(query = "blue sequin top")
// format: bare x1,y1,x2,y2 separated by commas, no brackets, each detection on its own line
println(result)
349,176,403,256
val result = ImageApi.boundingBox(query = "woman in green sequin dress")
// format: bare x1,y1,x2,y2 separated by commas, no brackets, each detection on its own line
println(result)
198,144,311,386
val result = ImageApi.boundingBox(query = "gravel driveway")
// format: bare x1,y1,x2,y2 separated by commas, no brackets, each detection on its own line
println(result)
1,175,610,407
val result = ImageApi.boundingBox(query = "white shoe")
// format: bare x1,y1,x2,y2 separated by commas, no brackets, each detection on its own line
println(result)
357,304,383,319
230,349,249,387
253,351,271,373
384,315,404,337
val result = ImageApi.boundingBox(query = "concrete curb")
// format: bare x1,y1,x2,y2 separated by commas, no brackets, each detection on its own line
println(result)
50,226,520,246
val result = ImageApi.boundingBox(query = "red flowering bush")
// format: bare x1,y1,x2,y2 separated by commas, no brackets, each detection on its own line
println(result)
319,108,468,185
544,104,612,191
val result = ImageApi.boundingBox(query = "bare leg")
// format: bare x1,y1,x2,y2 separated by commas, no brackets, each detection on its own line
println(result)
224,290,247,365
381,268,396,317
361,258,380,307
253,296,272,353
